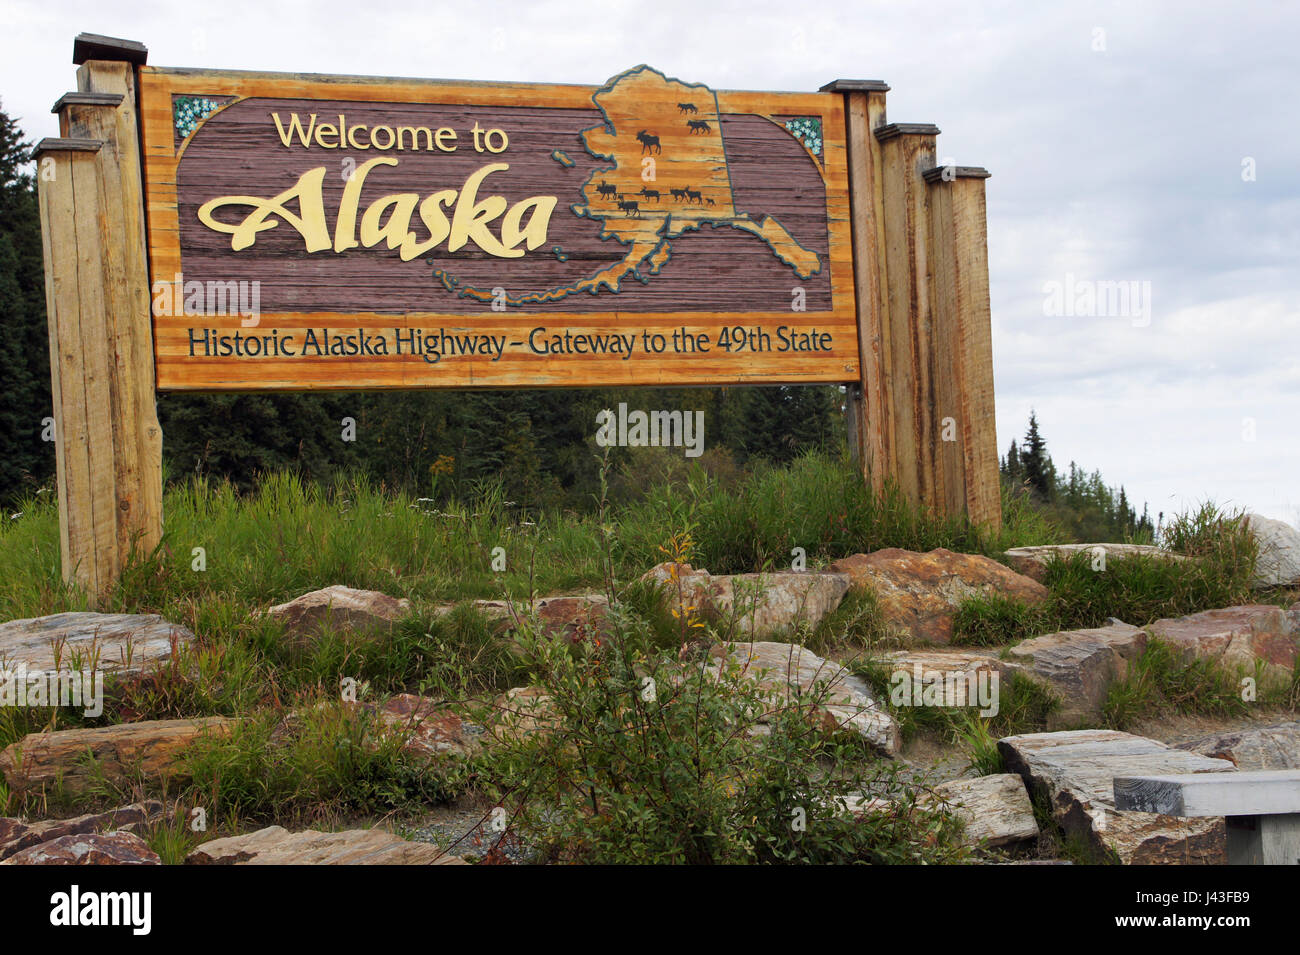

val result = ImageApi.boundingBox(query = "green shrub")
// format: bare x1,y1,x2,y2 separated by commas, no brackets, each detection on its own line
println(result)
481,607,970,864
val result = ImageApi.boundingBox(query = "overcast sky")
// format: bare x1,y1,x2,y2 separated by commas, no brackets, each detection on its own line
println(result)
3,0,1297,526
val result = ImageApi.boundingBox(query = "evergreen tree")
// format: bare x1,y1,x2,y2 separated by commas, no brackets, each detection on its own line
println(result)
0,104,52,504
1021,411,1052,500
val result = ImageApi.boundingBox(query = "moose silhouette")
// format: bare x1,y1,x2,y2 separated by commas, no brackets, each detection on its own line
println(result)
637,187,661,201
687,119,712,134
636,130,661,154
677,102,699,114
596,180,617,199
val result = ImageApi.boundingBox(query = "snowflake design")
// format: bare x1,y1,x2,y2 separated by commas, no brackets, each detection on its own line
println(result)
784,117,823,157
174,96,222,141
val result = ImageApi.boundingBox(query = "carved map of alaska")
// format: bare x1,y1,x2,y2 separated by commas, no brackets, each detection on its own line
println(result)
441,67,823,305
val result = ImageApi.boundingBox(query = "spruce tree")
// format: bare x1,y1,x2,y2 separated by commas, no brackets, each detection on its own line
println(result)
1021,411,1052,500
0,105,52,504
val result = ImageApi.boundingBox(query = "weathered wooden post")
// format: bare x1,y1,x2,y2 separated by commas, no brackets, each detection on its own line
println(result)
924,165,1000,530
824,78,1001,532
36,34,161,604
821,80,891,494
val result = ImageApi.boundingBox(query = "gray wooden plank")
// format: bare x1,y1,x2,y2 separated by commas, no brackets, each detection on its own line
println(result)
1115,770,1300,817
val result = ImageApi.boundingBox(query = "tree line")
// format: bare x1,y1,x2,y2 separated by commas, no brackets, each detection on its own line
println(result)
1002,410,1154,542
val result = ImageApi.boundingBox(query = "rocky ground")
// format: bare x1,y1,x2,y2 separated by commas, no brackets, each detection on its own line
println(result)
1,517,1298,866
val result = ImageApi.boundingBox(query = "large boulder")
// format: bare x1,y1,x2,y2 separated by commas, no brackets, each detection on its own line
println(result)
1005,621,1147,728
1003,544,1186,583
0,831,160,865
185,826,467,865
1175,722,1300,770
1146,605,1299,681
714,641,899,755
1244,514,1300,588
827,548,1049,644
0,717,233,795
0,612,195,677
929,774,1040,848
266,585,411,641
999,729,1235,864
641,563,849,639
0,801,164,861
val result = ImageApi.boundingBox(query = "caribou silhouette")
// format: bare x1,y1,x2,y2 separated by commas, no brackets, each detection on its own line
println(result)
637,187,661,202
617,198,641,216
669,188,688,201
636,130,661,154
596,180,617,199
684,187,702,203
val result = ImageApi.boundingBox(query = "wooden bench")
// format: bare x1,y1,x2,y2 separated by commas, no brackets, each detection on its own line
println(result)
1114,770,1300,865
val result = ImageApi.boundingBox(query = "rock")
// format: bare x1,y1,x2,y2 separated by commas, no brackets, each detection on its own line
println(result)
1175,723,1300,770
878,649,1019,712
930,774,1039,848
1244,514,1300,588
1005,621,1147,728
0,717,233,795
267,585,411,640
0,801,164,861
0,831,160,865
640,563,849,639
185,826,467,865
1147,605,1299,680
0,612,195,677
1003,544,1186,583
369,694,483,759
828,548,1049,644
714,641,900,755
999,729,1235,864
490,685,558,741
443,594,611,641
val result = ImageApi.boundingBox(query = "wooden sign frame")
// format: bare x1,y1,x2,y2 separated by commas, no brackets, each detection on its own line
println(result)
37,34,1001,603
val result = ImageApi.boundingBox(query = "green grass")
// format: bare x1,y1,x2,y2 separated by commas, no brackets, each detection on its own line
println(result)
950,505,1259,646
0,454,1057,624
849,660,1060,745
1101,637,1250,729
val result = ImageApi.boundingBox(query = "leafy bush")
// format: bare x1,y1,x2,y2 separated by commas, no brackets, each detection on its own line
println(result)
481,605,970,864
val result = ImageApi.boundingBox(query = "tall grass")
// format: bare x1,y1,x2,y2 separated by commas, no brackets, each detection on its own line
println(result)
0,452,1055,622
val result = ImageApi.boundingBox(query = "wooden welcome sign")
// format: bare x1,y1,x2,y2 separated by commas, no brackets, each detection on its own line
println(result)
38,33,1000,601
141,65,856,390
